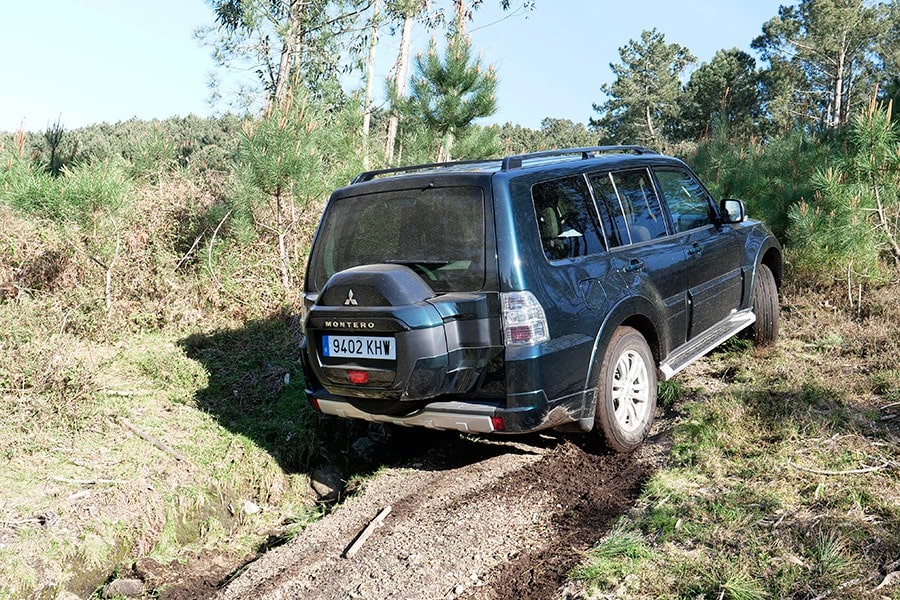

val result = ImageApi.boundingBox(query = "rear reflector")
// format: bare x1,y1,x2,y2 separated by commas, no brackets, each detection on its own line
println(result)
491,416,505,432
309,396,321,411
348,370,369,385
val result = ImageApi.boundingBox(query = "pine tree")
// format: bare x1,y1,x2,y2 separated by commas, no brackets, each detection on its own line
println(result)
590,28,695,149
404,19,498,162
752,0,888,131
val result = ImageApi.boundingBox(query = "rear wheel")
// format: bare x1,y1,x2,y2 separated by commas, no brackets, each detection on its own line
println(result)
748,263,779,346
594,327,657,453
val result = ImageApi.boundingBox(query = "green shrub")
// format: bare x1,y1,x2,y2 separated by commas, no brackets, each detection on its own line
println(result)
788,103,900,285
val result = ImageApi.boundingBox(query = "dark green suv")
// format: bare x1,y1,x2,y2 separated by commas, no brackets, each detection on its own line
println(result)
299,146,781,451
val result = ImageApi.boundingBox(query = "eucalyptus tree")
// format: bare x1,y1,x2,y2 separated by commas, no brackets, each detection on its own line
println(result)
590,28,696,148
199,0,373,109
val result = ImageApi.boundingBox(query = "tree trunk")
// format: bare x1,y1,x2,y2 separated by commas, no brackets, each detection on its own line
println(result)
275,192,292,291
386,11,415,163
273,0,304,108
831,33,847,129
362,0,382,169
645,105,657,144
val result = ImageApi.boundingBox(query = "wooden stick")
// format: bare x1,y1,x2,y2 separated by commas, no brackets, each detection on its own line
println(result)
787,460,890,476
117,417,188,463
343,506,392,559
51,476,125,485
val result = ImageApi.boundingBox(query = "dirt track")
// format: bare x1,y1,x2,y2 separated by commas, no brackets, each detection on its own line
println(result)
205,421,669,600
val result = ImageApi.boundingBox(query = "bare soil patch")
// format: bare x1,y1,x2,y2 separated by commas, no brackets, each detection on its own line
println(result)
203,421,669,600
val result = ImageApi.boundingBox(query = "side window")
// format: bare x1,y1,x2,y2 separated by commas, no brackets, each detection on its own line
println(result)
532,175,605,261
589,169,667,247
588,173,628,248
654,168,715,233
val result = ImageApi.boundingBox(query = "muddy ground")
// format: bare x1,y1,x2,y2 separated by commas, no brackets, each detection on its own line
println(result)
130,416,671,600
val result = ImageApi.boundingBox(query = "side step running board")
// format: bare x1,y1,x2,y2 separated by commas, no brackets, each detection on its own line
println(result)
658,310,756,381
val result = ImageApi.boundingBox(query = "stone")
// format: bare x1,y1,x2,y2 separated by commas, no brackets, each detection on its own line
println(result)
310,466,344,502
103,578,144,598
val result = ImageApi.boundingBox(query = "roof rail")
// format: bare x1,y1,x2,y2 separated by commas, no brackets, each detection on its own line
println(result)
500,145,658,171
351,158,499,184
350,145,659,184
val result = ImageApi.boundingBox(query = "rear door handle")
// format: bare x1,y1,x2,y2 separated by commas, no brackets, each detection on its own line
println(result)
688,243,702,256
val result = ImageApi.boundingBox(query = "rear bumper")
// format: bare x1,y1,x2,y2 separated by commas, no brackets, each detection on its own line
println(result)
309,388,581,435
316,398,501,433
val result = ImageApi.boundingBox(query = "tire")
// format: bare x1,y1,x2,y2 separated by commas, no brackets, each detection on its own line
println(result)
594,327,657,453
748,263,780,347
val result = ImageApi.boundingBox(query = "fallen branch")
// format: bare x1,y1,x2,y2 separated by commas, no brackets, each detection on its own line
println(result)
787,460,890,476
174,227,208,272
51,476,125,485
116,417,188,463
810,576,864,600
343,505,392,559
872,571,900,592
207,209,233,290
101,389,151,397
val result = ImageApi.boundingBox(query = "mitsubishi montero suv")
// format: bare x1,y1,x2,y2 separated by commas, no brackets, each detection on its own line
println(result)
299,146,781,452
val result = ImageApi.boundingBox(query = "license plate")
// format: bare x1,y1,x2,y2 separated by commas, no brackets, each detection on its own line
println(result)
322,335,396,360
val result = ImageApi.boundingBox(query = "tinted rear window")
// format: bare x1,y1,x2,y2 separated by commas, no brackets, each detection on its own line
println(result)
309,186,486,292
532,175,606,261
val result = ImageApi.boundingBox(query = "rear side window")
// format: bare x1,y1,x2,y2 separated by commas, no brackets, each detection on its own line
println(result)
309,186,485,292
532,175,606,261
589,169,668,247
654,168,715,233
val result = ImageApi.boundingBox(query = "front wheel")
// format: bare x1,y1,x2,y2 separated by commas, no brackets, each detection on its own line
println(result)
748,263,780,347
594,327,657,453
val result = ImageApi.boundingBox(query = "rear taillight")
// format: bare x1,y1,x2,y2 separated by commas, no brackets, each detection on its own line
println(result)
501,291,549,346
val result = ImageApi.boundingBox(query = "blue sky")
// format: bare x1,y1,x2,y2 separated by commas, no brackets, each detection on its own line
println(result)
0,0,789,133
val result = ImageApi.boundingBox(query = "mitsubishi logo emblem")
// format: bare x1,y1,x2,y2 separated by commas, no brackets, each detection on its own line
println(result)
344,289,358,306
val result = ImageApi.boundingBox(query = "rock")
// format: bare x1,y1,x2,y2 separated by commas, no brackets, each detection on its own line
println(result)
243,500,261,515
103,578,144,598
310,466,344,502
350,436,379,463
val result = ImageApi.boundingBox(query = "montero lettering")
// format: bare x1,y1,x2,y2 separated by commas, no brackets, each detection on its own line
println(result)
324,320,376,329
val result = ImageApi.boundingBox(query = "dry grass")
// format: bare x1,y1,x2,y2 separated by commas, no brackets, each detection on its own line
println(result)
0,176,324,598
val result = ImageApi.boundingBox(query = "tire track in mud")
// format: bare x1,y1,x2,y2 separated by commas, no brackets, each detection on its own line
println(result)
216,428,665,600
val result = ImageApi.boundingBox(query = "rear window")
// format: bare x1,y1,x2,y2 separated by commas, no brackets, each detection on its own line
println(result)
309,186,486,292
532,175,606,261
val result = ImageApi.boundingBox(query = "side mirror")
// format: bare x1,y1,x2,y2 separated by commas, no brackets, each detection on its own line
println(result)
720,199,746,224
